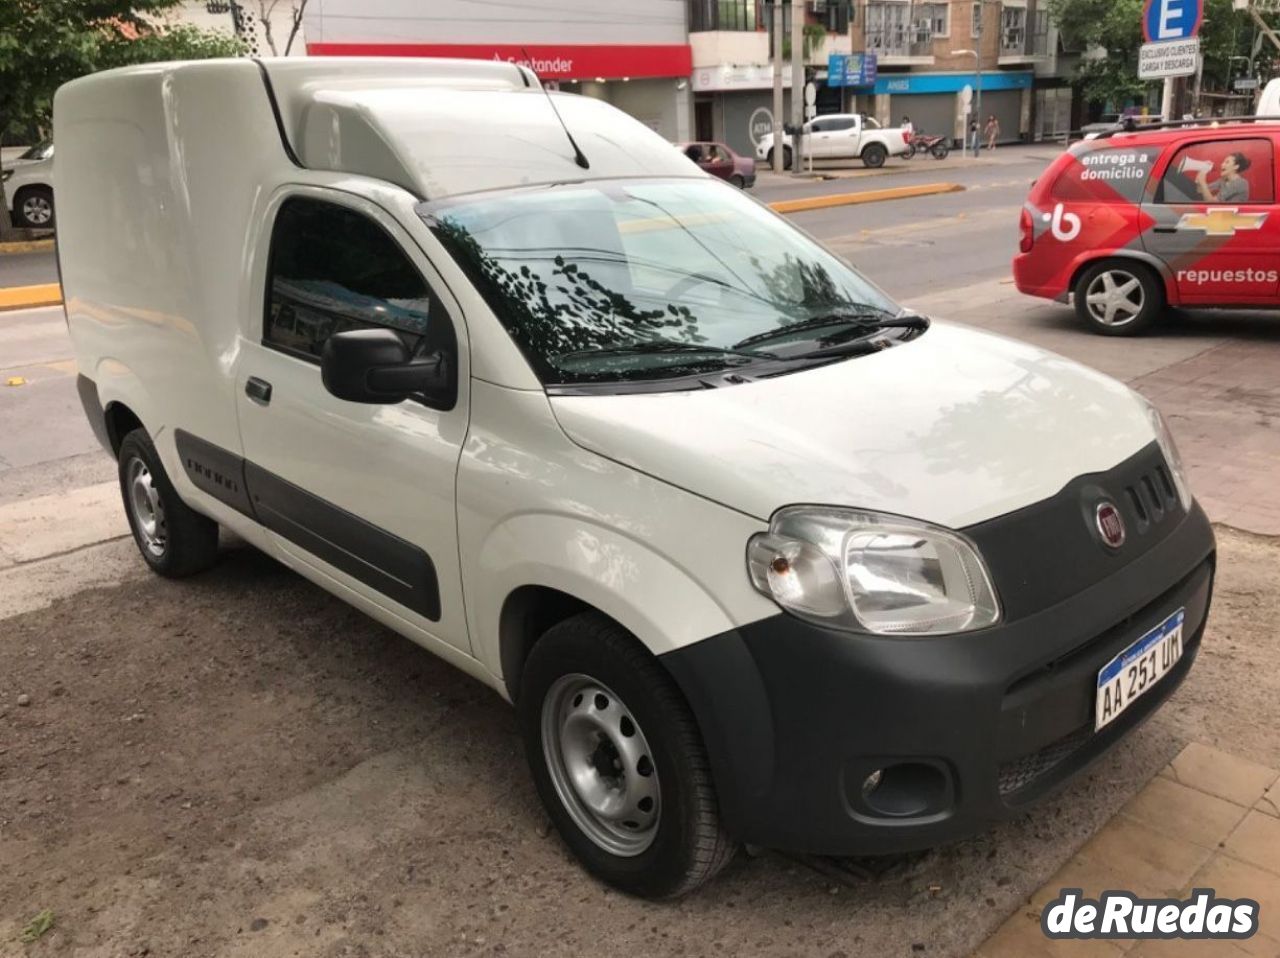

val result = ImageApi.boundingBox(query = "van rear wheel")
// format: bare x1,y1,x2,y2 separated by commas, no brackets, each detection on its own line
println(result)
1074,260,1164,336
118,429,220,577
518,612,736,899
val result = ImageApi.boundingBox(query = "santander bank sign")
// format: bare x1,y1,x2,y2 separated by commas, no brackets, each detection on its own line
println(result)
307,42,693,81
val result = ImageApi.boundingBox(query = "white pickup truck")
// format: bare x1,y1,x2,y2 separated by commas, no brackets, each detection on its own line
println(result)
755,113,909,169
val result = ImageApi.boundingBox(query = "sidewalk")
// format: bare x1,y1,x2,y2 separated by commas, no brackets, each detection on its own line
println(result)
980,743,1280,957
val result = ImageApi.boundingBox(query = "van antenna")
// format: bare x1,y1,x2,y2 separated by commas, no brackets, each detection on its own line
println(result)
523,49,590,170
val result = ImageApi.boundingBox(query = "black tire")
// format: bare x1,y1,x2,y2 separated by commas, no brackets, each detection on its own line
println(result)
13,185,54,229
518,612,736,899
862,142,888,169
117,429,220,577
904,141,918,159
1073,260,1165,336
766,146,793,170
931,142,950,160
730,173,746,189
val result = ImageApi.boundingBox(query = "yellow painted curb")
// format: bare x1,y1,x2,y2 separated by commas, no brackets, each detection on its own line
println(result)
769,182,964,214
0,238,55,254
0,283,62,311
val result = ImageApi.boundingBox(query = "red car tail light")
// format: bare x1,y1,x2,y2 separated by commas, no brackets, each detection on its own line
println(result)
1019,208,1034,253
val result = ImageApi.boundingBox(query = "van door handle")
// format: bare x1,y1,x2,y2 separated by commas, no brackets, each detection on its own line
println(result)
1153,227,1178,233
245,377,273,405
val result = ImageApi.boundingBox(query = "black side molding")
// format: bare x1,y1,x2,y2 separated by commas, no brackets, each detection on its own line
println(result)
174,430,440,621
244,461,441,620
175,429,256,518
75,375,113,456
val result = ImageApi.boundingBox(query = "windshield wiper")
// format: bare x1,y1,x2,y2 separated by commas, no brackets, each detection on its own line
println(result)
786,313,932,360
554,341,779,365
732,307,899,350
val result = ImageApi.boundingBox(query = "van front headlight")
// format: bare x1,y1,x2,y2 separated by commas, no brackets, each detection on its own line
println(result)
1146,404,1194,513
747,507,1001,636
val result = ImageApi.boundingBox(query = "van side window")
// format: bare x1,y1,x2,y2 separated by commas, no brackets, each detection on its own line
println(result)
264,197,452,362
1157,138,1275,205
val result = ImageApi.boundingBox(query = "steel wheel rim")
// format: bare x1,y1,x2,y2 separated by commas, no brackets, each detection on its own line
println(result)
1085,270,1145,326
541,674,660,857
126,457,167,557
22,195,52,225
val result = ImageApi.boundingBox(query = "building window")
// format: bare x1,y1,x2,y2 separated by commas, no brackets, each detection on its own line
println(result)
918,2,948,38
688,0,758,32
972,2,983,38
867,1,916,56
1001,6,1028,56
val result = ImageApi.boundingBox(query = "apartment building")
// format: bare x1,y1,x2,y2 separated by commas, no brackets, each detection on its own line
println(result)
688,1,856,156
851,0,1052,142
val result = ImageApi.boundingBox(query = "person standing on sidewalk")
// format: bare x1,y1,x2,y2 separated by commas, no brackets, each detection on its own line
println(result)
969,120,981,156
985,114,1000,151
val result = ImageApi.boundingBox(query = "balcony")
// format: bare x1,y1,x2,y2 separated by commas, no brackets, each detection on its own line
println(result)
998,7,1050,64
865,25,935,65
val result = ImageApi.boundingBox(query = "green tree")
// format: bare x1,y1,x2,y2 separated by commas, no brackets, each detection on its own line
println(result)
1047,0,1265,111
0,0,242,234
0,0,244,142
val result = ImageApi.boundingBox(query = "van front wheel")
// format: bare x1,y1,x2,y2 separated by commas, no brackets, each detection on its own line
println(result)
518,612,736,899
1074,260,1164,336
118,429,220,577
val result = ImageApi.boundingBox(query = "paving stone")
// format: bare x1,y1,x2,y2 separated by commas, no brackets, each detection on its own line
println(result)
1120,777,1250,851
1259,781,1280,821
1189,855,1280,941
1160,743,1278,809
1223,811,1280,878
1076,816,1213,899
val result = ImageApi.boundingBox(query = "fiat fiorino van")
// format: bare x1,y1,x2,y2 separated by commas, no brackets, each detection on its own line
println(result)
56,59,1215,899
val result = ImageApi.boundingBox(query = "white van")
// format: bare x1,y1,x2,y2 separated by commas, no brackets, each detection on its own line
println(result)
56,59,1216,899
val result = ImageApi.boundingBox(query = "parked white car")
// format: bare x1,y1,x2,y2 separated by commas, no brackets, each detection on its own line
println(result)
56,59,1215,899
2,141,55,228
755,113,909,168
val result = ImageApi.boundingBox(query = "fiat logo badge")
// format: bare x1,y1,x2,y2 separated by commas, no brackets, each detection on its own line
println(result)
1096,501,1126,549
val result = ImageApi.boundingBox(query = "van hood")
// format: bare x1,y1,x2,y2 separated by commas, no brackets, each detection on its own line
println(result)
548,323,1157,529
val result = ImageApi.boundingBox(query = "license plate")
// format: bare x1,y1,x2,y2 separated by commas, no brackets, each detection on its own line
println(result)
1095,608,1185,732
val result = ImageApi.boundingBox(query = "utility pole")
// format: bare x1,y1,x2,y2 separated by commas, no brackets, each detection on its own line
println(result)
790,0,805,174
975,2,984,153
772,1,785,174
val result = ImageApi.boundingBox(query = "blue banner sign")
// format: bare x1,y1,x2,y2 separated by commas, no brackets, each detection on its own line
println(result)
828,52,878,88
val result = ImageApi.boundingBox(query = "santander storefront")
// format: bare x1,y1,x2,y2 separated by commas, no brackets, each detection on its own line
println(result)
303,0,694,142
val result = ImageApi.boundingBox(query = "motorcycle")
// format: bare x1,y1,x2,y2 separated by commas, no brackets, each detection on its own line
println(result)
906,132,951,160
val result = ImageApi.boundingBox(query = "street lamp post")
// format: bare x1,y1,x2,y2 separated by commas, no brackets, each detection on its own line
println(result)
954,48,982,157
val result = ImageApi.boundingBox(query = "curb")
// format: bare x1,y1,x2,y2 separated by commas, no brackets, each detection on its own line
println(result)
0,238,55,255
0,283,62,311
768,182,965,214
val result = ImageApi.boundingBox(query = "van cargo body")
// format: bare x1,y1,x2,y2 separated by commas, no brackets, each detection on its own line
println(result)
57,59,1214,897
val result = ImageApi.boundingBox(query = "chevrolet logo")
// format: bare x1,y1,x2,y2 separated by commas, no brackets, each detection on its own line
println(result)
1175,207,1269,237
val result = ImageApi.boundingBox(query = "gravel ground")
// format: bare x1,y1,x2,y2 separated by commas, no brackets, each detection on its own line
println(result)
1,527,1276,958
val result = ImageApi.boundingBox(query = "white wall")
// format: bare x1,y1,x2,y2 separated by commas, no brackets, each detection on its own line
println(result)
304,0,687,46
598,79,692,142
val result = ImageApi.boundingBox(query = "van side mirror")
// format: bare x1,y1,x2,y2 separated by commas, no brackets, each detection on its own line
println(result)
321,328,453,406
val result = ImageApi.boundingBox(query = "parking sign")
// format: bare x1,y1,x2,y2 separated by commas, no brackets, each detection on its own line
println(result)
1143,0,1203,43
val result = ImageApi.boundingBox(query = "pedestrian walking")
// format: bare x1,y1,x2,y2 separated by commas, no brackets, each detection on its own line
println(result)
985,114,1000,151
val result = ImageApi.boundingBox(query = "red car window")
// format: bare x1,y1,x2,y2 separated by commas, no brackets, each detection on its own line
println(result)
1050,143,1159,205
1157,138,1275,205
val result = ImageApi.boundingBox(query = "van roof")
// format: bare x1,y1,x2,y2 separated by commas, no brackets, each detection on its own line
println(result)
58,58,701,201
258,57,700,199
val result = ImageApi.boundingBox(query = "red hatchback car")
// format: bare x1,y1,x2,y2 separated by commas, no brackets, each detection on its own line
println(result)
1014,119,1280,335
678,141,756,189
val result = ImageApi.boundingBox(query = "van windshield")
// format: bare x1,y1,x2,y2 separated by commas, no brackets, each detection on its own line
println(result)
421,178,903,387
